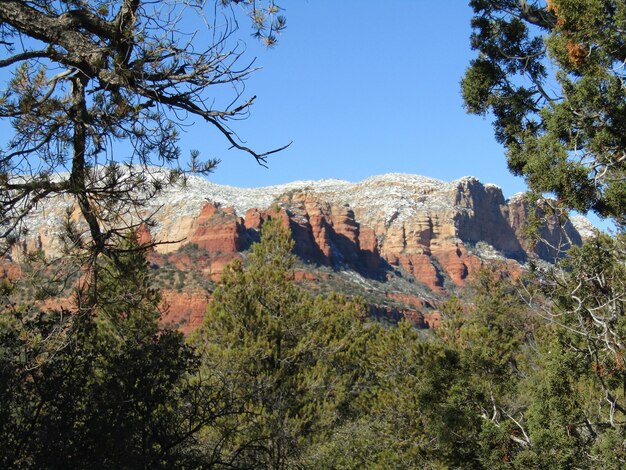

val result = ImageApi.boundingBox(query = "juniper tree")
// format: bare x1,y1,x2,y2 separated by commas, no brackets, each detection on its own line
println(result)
462,0,626,224
0,234,226,468
463,2,626,463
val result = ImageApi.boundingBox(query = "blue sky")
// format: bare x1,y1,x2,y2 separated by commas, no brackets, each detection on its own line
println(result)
184,1,529,199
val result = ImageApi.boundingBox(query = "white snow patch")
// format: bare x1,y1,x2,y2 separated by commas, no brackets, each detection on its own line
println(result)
570,215,597,239
16,170,506,238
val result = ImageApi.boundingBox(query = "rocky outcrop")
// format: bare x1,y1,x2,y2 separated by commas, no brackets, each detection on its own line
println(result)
7,171,592,332
161,289,210,335
188,203,246,254
454,179,526,259
136,224,154,249
506,194,583,261
0,258,22,280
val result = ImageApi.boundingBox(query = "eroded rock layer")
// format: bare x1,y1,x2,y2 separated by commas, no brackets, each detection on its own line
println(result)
5,172,588,331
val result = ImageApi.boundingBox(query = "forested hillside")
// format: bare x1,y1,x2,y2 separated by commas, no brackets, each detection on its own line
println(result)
1,0,626,468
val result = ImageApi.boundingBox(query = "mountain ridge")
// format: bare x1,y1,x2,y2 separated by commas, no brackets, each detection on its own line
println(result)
5,171,591,332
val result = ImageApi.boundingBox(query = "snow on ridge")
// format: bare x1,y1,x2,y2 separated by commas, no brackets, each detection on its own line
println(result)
570,215,597,239
18,169,511,235
455,175,480,184
507,192,527,202
484,183,503,192
359,173,447,187
14,168,601,250
144,172,497,228
148,174,354,217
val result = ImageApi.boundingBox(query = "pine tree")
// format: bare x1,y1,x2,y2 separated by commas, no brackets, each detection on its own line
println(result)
0,233,217,468
191,218,371,468
0,0,288,261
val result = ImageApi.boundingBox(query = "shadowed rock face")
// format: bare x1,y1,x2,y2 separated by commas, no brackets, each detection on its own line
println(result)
453,178,526,260
5,172,589,331
506,195,583,261
123,175,582,289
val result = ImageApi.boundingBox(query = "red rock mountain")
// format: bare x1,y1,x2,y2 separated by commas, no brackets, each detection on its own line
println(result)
7,172,589,331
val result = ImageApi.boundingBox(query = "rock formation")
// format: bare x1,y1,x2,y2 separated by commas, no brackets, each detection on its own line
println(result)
4,171,590,332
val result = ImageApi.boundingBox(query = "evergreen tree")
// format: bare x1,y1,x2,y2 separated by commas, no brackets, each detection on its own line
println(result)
462,0,626,223
0,0,288,260
519,233,626,468
192,218,372,469
0,233,218,468
435,267,537,467
463,2,626,465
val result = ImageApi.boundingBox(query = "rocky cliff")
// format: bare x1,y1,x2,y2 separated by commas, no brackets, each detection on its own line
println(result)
6,171,589,330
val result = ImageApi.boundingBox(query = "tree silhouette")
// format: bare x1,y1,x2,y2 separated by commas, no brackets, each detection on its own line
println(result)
0,0,288,261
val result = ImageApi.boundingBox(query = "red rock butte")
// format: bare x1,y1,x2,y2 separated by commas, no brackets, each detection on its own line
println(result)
5,171,591,331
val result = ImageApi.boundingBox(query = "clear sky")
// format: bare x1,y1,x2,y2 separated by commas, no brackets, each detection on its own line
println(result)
183,1,529,199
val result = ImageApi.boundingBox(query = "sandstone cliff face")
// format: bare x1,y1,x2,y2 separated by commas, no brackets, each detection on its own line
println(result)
453,179,525,259
161,289,210,335
6,172,590,331
188,203,246,254
506,194,583,261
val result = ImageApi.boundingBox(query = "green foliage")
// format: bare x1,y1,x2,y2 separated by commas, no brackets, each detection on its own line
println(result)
463,0,626,223
360,321,481,468
434,245,626,468
303,269,540,469
515,331,590,468
0,236,210,468
530,234,626,459
463,2,626,466
192,218,373,468
437,266,538,467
